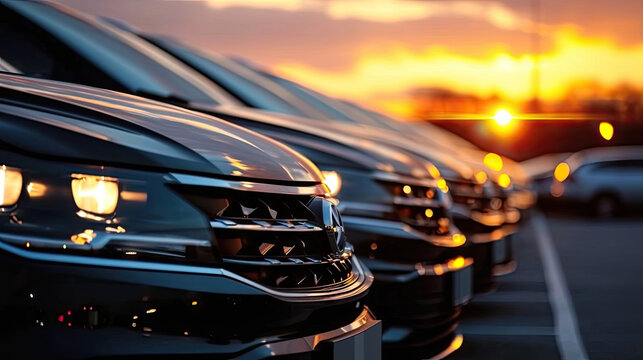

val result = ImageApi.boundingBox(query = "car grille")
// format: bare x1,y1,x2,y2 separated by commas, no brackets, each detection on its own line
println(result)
378,181,452,235
174,185,356,290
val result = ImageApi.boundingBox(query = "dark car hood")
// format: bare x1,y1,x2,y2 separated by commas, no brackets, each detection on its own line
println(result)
0,75,323,183
233,108,473,181
201,105,432,178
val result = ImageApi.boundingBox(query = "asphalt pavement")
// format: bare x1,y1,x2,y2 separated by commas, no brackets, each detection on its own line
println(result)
450,211,643,360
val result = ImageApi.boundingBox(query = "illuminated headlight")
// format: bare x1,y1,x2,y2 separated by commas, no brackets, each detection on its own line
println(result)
322,170,342,197
0,151,215,267
71,174,119,215
0,165,22,207
437,178,449,193
474,171,488,184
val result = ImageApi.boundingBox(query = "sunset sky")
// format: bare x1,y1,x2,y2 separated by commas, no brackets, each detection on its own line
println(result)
58,0,643,118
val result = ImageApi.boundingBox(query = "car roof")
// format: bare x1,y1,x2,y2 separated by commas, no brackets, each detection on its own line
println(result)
567,146,643,171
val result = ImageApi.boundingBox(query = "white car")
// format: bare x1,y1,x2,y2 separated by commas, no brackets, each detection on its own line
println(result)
536,146,643,216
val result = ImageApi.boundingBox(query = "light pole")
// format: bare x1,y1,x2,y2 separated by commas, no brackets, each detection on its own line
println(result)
529,0,542,112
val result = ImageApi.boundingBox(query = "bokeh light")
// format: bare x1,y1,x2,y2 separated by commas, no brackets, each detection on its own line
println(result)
492,109,513,127
483,153,503,172
599,122,614,140
554,162,570,182
498,173,511,188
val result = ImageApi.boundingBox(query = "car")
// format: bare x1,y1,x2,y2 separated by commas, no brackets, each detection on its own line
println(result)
137,35,518,292
534,146,643,216
322,101,527,276
0,72,380,359
0,2,474,358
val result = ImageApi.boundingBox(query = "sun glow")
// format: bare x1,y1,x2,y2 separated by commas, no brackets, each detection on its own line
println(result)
274,29,643,117
492,109,513,126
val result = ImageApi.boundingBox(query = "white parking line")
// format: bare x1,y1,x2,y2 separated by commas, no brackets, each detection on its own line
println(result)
532,212,589,360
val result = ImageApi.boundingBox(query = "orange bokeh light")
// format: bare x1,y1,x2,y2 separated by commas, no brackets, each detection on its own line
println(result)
498,173,511,188
483,153,503,172
599,122,614,140
554,162,570,182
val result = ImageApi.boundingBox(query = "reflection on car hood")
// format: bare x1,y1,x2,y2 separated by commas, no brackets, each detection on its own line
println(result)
0,74,322,183
206,105,432,178
272,113,476,181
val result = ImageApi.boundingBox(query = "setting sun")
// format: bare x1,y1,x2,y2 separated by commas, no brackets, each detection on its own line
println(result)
492,109,514,127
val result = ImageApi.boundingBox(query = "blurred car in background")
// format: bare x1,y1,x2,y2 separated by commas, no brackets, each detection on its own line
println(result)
521,152,573,181
0,1,474,358
533,146,643,217
0,73,380,359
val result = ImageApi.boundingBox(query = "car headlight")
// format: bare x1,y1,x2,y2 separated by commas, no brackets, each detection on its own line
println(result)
474,170,488,184
437,178,449,193
71,174,119,215
322,170,342,197
0,150,215,264
0,165,22,207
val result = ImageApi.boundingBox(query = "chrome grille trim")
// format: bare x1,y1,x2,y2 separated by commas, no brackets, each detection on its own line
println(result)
373,171,439,187
393,196,442,207
0,240,371,301
169,173,326,195
210,219,323,232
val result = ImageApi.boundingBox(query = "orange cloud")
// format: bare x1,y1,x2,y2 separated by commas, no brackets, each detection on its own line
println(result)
204,0,305,12
204,0,533,30
273,27,643,116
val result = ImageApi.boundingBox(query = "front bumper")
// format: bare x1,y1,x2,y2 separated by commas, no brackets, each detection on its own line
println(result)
451,207,519,291
0,241,380,359
465,236,515,293
340,215,471,358
508,188,537,210
362,256,473,359
342,216,466,263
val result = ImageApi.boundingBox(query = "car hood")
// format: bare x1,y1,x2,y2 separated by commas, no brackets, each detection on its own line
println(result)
296,118,476,181
203,105,432,179
0,75,323,183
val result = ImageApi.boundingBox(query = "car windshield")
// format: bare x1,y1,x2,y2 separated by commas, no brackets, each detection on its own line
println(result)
264,74,360,123
2,1,231,107
149,38,311,117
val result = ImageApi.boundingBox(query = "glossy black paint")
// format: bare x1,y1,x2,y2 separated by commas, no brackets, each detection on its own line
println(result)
0,3,473,358
1,249,378,359
0,75,323,184
0,71,378,357
143,36,515,293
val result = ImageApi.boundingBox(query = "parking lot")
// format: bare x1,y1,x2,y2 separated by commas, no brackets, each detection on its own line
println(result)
452,211,643,360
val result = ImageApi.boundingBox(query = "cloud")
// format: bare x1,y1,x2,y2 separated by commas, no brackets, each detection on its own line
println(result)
203,0,306,12
203,0,533,30
273,27,643,115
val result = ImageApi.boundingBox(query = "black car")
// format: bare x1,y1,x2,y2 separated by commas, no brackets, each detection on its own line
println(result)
0,2,473,358
136,35,517,293
0,73,380,359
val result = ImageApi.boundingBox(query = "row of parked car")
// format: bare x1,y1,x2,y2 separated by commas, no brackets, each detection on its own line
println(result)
0,1,536,359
